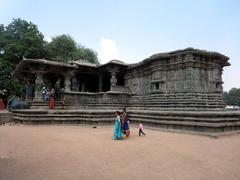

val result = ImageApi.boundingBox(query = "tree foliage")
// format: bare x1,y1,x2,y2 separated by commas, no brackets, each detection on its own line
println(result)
45,34,76,62
45,34,98,64
0,18,99,103
73,46,98,64
223,88,240,106
0,18,45,101
3,18,45,64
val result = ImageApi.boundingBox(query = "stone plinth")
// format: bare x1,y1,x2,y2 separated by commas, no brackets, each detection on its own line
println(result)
127,110,240,136
63,91,131,109
12,109,240,136
0,111,13,124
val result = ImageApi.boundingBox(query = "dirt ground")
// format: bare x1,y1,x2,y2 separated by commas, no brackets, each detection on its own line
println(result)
0,124,240,180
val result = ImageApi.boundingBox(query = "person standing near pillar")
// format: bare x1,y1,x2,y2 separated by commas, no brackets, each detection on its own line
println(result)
0,89,6,111
49,87,55,110
0,96,5,111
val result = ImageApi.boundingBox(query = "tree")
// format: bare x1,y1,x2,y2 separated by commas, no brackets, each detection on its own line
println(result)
73,46,98,64
45,34,76,62
45,34,98,64
0,18,99,102
223,88,240,106
0,24,6,55
0,18,45,100
4,18,45,63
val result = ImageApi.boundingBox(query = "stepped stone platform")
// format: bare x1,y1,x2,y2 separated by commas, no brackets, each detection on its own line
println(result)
128,110,240,136
0,111,13,124
13,109,115,125
12,109,240,137
30,100,71,109
128,93,225,111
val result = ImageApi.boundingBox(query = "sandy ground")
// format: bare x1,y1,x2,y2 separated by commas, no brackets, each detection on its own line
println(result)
0,124,240,180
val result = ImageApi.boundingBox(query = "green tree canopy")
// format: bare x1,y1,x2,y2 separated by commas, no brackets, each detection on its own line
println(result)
223,88,240,106
0,18,46,100
45,34,98,64
3,18,45,64
0,18,99,102
45,34,76,62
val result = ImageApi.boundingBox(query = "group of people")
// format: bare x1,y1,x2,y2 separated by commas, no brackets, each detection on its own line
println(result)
42,87,50,101
113,109,145,140
113,109,130,140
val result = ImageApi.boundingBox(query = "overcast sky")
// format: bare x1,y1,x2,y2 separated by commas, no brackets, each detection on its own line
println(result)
1,0,239,91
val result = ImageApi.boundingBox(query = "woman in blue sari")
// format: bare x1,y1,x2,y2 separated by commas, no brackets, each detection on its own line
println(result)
113,111,122,140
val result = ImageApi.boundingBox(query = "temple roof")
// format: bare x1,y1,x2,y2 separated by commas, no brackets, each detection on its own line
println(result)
148,47,229,61
99,59,129,67
70,59,129,68
12,58,77,79
130,48,230,68
12,48,230,80
15,58,77,68
70,59,98,68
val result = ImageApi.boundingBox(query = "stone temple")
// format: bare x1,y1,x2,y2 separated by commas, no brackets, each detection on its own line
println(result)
12,48,240,136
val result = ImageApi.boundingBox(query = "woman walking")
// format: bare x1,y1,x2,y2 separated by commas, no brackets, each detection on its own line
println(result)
113,111,122,140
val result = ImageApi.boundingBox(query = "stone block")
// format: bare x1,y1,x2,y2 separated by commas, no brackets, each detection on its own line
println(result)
0,111,13,124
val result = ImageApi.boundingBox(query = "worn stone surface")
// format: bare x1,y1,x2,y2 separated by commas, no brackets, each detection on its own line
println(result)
0,111,13,124
12,109,240,136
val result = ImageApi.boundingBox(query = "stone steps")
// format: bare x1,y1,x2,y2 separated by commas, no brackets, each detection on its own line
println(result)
129,93,225,110
13,109,116,125
130,97,223,101
129,100,224,104
30,100,68,109
67,103,126,110
131,93,223,96
127,110,240,133
127,107,224,112
12,109,240,136
130,100,223,104
0,111,13,124
128,103,224,109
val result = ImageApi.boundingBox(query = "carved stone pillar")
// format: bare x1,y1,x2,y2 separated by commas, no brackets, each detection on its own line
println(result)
34,73,44,100
98,73,103,92
64,75,72,92
71,77,79,91
81,83,85,92
110,71,117,91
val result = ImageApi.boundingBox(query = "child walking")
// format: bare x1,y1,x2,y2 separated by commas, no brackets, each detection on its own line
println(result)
138,122,146,136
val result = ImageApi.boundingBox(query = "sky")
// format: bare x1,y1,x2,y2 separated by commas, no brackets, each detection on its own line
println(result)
0,0,239,91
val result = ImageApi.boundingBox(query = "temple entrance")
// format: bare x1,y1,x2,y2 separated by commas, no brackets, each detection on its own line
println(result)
78,74,99,92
